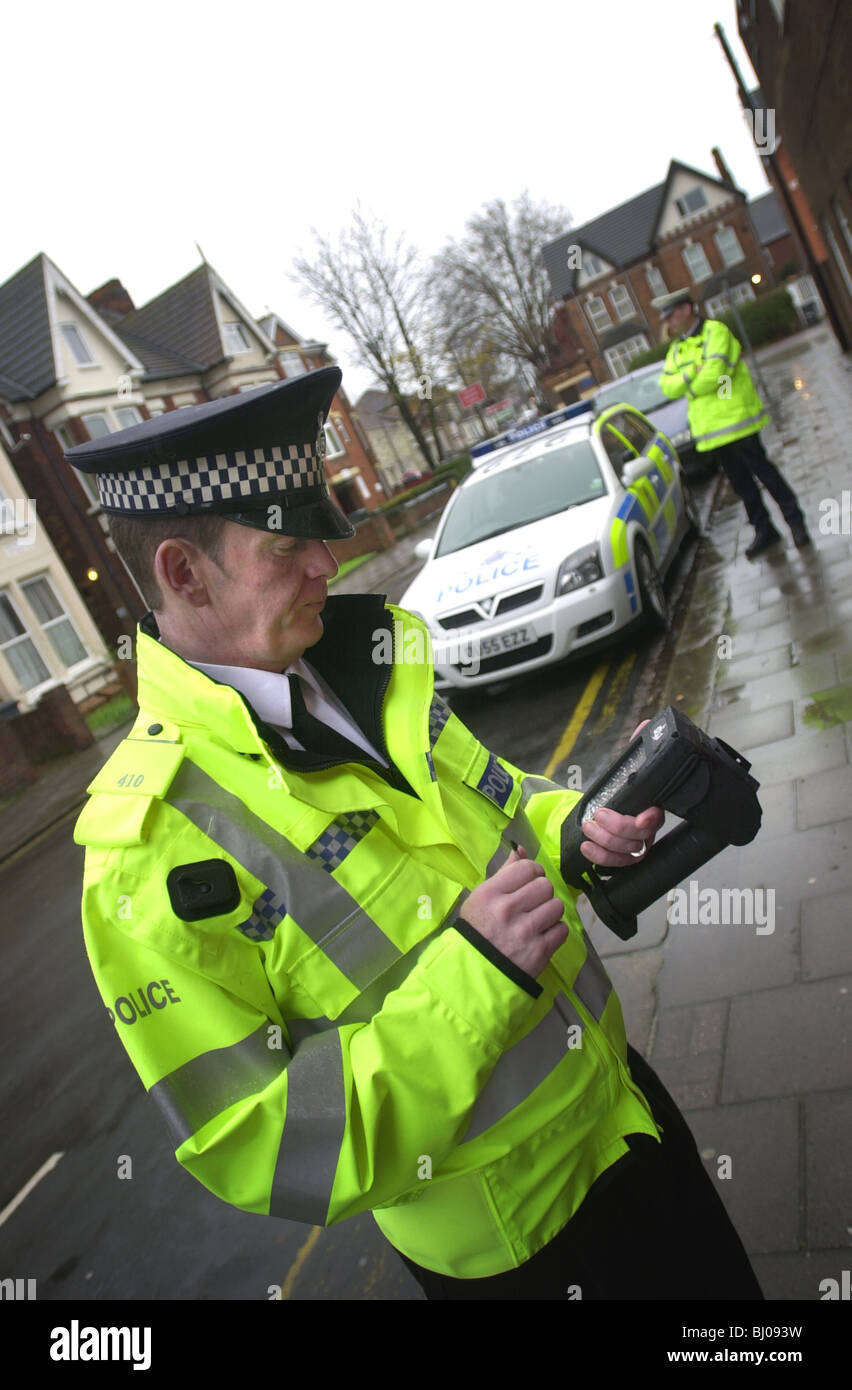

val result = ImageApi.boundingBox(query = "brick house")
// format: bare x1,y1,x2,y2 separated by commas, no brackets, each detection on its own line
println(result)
736,0,852,345
539,158,777,400
0,254,387,650
258,313,386,516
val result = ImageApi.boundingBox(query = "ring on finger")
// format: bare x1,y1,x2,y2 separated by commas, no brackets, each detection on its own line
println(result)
629,841,648,859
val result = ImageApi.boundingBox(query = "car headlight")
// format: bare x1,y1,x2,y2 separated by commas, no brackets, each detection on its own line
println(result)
555,544,603,596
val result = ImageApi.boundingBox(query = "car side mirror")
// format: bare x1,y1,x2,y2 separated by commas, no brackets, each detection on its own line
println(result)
414,537,434,561
621,458,646,486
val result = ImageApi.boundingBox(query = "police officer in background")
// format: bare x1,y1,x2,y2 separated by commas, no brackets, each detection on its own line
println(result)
655,287,811,560
66,369,762,1300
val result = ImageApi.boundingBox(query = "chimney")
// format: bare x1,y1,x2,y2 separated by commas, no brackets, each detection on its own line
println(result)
711,147,737,189
87,278,136,322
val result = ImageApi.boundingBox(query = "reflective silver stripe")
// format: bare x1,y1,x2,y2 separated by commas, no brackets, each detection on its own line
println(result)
572,931,613,1022
149,1023,286,1147
168,761,400,991
270,1030,346,1224
462,992,584,1142
704,352,736,370
285,906,465,1044
692,411,767,444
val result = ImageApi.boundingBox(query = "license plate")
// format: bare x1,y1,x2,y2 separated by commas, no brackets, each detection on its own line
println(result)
479,626,537,659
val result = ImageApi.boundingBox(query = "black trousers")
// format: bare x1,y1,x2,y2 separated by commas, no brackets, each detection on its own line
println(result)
713,430,804,533
395,1045,764,1300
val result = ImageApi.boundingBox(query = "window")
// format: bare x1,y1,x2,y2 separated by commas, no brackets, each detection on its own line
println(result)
583,253,604,280
682,243,712,283
54,423,76,451
832,196,852,263
0,591,51,690
610,284,635,321
600,422,637,482
675,187,708,219
586,296,612,334
704,283,756,317
82,412,111,440
715,227,745,267
20,575,87,669
822,217,852,300
323,422,345,459
331,415,350,444
59,322,97,367
646,267,667,297
115,406,143,430
223,322,251,355
604,334,649,379
280,353,307,379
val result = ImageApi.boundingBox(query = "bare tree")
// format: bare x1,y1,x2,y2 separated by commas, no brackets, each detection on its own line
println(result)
293,210,445,468
430,192,572,400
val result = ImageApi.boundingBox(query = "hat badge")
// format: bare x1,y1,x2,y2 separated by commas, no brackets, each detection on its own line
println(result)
315,412,326,466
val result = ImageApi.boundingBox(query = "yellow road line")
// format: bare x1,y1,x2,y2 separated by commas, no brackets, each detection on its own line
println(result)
591,651,637,737
543,661,609,778
280,1225,323,1300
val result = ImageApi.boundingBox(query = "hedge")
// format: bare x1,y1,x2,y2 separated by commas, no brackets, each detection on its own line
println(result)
625,287,800,373
374,453,473,513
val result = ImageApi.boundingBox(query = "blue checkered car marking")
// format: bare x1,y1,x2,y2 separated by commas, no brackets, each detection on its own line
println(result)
235,887,287,942
305,809,380,873
428,694,451,747
476,753,514,808
425,750,437,782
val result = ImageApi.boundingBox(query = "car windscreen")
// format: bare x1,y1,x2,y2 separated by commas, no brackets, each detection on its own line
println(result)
594,373,667,415
434,440,607,558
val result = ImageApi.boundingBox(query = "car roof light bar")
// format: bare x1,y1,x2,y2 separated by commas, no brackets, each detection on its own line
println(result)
469,399,593,459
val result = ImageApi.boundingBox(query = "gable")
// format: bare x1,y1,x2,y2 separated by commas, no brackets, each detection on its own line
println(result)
655,168,739,238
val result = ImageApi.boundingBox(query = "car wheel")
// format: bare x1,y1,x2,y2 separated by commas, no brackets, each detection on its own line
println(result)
683,484,702,538
634,541,670,631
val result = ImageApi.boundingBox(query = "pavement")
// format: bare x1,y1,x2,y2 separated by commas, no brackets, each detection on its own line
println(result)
2,323,849,1302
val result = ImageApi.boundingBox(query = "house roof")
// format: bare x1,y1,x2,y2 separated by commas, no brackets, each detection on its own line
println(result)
118,264,227,371
748,190,789,245
0,255,55,400
541,160,742,300
115,325,206,380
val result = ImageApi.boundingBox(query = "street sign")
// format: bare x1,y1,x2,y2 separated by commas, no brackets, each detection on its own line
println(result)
485,397,512,415
458,382,486,408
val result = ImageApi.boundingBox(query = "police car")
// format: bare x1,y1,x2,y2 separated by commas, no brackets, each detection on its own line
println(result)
401,404,700,690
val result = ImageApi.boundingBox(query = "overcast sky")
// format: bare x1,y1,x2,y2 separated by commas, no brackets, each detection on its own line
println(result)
2,0,766,400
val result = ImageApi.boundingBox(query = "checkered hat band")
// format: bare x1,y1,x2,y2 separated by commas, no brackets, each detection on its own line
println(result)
96,443,325,513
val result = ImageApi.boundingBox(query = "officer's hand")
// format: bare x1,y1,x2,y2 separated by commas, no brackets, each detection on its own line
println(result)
579,719,664,868
459,848,569,979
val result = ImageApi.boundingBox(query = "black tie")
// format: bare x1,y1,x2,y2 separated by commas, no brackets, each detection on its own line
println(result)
287,673,368,762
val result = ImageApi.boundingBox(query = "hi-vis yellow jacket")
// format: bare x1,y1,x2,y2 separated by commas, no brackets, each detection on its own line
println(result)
660,316,768,451
74,594,660,1279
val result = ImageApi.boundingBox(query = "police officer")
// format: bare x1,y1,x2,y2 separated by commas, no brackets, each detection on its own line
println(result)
66,369,762,1299
655,287,811,560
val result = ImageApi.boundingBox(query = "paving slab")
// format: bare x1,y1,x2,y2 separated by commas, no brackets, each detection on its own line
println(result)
746,724,848,786
796,765,852,830
707,702,795,751
716,645,793,689
682,1098,800,1255
723,975,852,1102
805,1090,852,1250
801,892,852,981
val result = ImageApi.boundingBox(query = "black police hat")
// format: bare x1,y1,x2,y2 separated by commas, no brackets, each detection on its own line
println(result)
64,366,355,540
